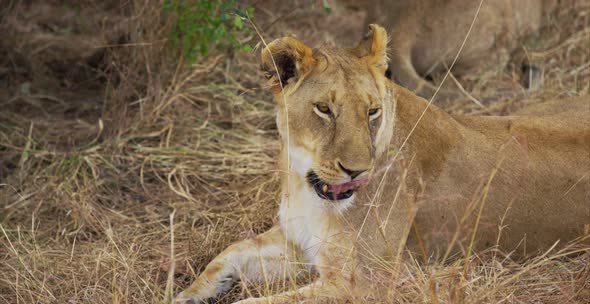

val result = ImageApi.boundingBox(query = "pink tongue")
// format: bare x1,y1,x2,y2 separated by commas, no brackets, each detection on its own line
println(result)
328,177,370,194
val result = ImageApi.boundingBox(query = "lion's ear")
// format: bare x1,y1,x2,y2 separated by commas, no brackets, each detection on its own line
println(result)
352,24,389,74
260,37,316,93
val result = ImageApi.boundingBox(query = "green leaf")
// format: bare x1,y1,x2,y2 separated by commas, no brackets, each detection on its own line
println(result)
233,16,243,30
22,150,30,162
246,7,255,17
163,0,254,63
322,0,332,13
162,0,173,12
242,44,253,53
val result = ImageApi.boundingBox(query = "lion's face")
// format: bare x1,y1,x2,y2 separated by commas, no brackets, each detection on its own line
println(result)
261,25,394,201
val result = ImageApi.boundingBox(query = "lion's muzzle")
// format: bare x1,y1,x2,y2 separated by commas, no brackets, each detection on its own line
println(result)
306,170,369,201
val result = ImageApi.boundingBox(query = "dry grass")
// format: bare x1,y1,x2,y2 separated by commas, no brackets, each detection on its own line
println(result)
0,1,589,303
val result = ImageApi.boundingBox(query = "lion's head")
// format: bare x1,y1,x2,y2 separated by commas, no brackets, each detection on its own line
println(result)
261,25,395,202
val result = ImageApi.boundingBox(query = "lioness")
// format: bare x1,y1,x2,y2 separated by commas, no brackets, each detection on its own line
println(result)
364,0,563,100
175,25,589,303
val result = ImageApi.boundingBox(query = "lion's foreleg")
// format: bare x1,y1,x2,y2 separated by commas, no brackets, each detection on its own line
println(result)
234,233,361,304
175,226,302,303
233,278,354,304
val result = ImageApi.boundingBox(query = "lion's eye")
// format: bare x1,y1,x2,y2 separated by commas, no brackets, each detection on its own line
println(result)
368,108,381,119
314,103,332,116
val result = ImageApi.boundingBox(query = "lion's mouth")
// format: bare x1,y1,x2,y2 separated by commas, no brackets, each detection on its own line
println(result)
306,171,365,201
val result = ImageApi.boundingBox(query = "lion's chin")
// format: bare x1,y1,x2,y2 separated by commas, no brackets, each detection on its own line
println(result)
306,171,357,201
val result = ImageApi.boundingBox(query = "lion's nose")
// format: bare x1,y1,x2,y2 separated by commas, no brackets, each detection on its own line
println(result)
338,162,367,179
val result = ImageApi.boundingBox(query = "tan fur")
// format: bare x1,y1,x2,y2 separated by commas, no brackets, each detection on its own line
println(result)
175,25,589,303
363,0,563,101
